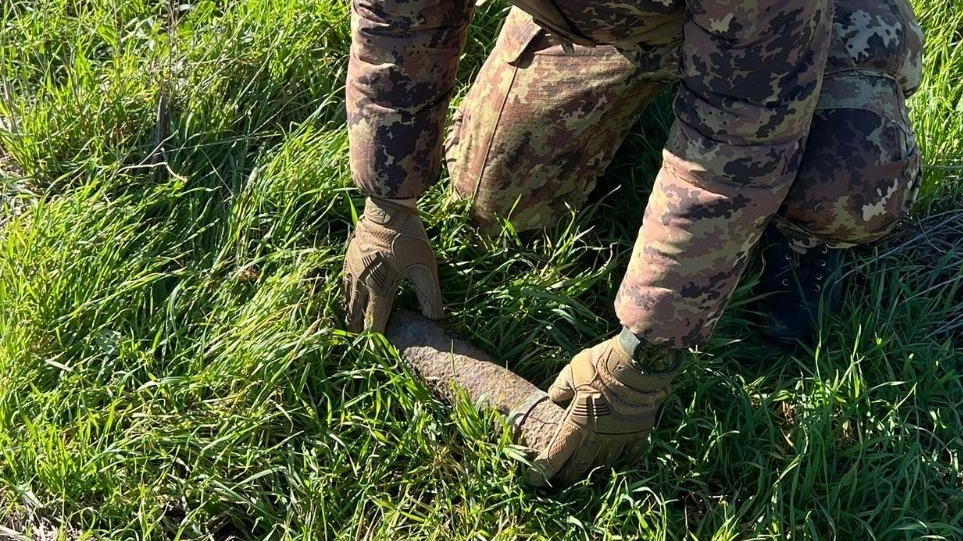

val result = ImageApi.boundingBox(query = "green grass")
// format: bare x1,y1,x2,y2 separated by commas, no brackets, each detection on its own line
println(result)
1,0,961,539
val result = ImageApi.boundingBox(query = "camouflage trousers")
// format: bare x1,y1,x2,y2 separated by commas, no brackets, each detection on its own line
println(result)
445,1,923,346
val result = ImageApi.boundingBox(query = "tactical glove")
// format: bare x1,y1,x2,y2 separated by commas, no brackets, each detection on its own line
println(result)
343,197,444,333
530,329,681,486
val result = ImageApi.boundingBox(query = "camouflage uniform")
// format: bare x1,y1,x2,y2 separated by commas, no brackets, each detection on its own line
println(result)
347,0,924,348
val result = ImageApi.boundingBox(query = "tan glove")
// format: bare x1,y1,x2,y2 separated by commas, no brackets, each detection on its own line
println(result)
343,197,444,333
529,329,681,486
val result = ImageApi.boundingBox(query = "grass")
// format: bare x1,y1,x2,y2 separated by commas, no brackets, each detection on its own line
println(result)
1,0,961,539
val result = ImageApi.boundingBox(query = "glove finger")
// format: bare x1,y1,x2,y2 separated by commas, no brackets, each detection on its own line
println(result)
526,408,586,487
343,228,368,332
547,364,576,404
343,270,368,333
406,263,444,321
362,278,397,334
597,436,630,473
553,431,606,486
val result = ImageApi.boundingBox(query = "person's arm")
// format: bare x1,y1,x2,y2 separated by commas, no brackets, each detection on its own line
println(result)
614,0,834,347
539,1,835,486
347,0,474,199
342,0,473,333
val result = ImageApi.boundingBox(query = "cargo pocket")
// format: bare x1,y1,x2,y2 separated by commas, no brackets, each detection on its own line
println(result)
447,8,541,211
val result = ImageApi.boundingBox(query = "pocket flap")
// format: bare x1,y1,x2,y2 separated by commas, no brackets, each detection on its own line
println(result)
497,8,545,65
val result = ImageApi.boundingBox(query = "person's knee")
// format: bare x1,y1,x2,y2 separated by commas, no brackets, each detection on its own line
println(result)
446,181,505,234
781,91,921,246
448,182,568,234
780,0,925,247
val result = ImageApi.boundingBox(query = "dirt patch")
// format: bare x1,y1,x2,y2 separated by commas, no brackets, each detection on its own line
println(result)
1,144,32,229
0,138,24,178
0,493,79,541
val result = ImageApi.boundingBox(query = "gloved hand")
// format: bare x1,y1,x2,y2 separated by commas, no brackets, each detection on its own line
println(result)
343,197,444,333
529,328,681,486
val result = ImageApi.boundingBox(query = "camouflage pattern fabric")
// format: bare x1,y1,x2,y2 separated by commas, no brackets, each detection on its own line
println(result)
609,0,835,347
550,0,683,48
447,0,923,242
444,8,680,232
347,0,924,348
347,0,474,199
774,0,924,249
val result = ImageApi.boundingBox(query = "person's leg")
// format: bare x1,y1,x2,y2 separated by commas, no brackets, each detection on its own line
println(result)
445,7,680,232
776,0,924,248
755,0,924,344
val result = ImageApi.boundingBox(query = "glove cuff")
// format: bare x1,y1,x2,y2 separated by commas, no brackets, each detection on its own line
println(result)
365,196,418,227
618,327,682,374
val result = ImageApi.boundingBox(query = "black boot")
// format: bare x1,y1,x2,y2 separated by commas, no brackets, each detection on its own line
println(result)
754,226,845,347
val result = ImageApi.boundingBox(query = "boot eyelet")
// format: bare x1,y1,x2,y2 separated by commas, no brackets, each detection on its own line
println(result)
816,274,823,281
781,278,790,287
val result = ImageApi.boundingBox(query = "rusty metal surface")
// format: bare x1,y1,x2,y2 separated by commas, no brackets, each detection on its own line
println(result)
385,310,563,451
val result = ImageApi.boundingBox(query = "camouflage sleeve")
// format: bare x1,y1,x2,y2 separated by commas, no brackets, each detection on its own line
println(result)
347,0,474,199
615,0,834,347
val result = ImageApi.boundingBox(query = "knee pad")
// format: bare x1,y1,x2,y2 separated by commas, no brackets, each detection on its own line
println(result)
782,73,921,247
